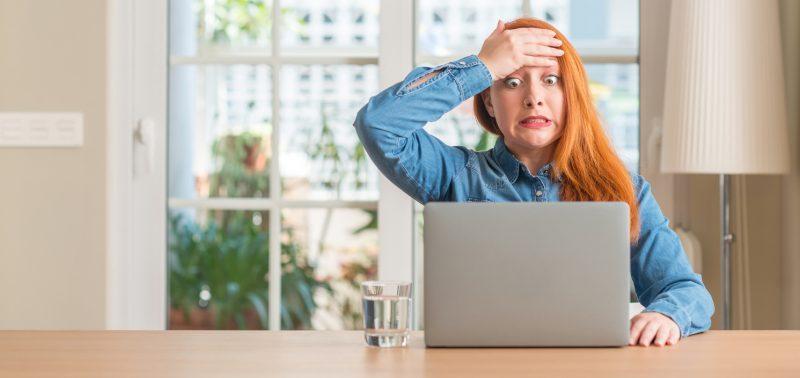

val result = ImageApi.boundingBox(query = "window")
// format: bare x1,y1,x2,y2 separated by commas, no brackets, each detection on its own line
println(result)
167,0,380,330
163,0,639,331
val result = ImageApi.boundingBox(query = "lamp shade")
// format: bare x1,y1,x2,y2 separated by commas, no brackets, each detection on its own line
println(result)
660,0,790,174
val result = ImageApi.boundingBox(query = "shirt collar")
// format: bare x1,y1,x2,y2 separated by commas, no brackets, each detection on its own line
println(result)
491,137,562,184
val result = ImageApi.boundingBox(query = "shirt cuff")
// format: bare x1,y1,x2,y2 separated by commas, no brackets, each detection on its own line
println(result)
644,301,691,338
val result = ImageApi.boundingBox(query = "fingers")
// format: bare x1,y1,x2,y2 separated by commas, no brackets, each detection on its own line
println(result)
667,326,681,345
508,27,556,37
507,28,562,47
629,316,647,345
494,19,505,34
521,56,557,67
521,44,564,57
638,321,661,346
511,33,562,48
538,37,564,47
653,324,671,346
629,313,681,347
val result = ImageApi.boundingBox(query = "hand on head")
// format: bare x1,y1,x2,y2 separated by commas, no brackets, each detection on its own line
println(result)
477,20,564,81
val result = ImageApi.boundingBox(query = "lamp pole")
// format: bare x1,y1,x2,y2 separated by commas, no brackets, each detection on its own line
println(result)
720,174,733,329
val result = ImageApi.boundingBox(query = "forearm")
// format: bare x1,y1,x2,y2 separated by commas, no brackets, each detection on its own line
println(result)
353,54,492,140
352,55,492,203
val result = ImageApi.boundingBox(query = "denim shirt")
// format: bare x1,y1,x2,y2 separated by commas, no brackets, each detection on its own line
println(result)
353,54,715,338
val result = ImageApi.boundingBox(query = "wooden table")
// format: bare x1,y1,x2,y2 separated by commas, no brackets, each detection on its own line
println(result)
1,330,799,377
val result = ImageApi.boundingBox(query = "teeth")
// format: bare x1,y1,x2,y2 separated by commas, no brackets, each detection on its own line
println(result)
524,119,546,123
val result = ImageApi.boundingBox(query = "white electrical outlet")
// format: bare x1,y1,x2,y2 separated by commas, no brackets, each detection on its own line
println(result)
0,112,83,147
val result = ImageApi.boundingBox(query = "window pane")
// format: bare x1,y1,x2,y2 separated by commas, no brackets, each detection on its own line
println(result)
169,65,272,199
281,208,378,330
168,209,270,330
586,64,639,173
281,0,379,55
416,0,523,57
173,0,273,55
416,0,638,58
279,64,379,200
545,0,639,54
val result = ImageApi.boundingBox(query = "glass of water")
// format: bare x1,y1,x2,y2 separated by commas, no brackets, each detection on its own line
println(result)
361,281,412,347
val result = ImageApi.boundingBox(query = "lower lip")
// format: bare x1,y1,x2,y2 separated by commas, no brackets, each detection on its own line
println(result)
519,120,553,129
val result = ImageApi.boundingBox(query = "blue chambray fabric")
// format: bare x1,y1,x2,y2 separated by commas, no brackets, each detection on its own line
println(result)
353,54,714,337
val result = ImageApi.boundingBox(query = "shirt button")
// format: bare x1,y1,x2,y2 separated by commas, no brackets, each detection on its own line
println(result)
459,61,466,65
535,190,543,197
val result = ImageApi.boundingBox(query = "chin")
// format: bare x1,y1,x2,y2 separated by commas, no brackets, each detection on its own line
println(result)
516,135,559,150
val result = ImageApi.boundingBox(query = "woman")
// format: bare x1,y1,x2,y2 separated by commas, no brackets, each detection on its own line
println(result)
353,18,714,347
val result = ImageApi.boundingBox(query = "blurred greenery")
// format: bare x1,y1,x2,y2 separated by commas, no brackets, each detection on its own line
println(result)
169,131,334,330
196,0,310,49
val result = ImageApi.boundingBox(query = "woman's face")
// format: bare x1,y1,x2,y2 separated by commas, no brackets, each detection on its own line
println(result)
481,61,565,153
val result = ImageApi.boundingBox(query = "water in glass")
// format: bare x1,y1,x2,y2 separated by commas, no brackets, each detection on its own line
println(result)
362,294,411,347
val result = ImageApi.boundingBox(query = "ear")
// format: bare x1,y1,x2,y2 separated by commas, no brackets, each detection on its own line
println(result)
480,89,495,118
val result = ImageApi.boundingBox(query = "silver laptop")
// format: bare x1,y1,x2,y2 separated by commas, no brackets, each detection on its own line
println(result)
423,202,630,347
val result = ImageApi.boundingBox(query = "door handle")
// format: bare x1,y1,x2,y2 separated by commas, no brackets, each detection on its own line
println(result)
134,118,156,176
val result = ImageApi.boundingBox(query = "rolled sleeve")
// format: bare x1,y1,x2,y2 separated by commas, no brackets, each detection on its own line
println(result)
353,55,490,203
630,174,715,337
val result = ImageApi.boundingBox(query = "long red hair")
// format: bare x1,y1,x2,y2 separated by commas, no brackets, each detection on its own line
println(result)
473,18,640,244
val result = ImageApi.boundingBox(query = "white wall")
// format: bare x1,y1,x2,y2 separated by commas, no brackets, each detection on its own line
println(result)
0,0,107,329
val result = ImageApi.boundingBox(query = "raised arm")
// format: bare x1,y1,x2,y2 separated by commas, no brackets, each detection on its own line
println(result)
352,55,492,203
353,20,564,203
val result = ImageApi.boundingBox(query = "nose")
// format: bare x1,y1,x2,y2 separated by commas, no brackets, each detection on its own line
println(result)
523,96,544,108
523,84,545,108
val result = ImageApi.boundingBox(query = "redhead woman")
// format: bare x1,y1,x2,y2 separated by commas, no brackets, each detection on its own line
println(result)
353,18,714,347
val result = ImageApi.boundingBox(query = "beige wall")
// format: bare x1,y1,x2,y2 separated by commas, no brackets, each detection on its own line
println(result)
0,0,106,329
680,175,783,330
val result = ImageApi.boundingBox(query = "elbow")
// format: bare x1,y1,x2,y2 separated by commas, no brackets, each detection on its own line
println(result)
353,102,370,132
353,103,381,149
353,99,386,139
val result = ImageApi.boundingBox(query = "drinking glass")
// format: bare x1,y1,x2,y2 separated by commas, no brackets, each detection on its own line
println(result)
361,281,412,347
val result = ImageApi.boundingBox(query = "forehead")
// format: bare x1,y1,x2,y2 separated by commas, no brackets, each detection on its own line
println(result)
511,59,560,76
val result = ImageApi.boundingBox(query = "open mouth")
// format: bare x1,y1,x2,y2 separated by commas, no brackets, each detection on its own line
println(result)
518,115,553,129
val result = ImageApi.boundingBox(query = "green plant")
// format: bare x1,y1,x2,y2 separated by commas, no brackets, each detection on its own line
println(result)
169,131,332,330
209,132,269,198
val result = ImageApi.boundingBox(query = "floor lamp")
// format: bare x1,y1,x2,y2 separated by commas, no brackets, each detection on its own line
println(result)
660,0,790,330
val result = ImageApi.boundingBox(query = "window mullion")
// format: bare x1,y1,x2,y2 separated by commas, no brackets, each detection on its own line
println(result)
378,0,416,320
268,0,282,331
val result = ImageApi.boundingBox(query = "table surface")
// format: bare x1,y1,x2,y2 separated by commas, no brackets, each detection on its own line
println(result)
1,330,800,378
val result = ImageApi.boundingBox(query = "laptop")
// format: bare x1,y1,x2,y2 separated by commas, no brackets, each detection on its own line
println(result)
423,202,630,347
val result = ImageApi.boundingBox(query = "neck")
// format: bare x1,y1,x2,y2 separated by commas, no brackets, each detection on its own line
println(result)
505,140,554,175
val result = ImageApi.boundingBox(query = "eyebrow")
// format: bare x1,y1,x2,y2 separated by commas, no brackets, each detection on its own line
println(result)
511,68,561,77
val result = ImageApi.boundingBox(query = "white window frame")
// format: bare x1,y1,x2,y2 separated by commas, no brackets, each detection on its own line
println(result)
106,0,671,330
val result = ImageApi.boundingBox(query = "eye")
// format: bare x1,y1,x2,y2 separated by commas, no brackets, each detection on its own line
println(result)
504,77,521,88
543,74,559,86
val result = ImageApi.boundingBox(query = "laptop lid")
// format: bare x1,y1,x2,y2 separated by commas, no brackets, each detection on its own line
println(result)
423,202,630,347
